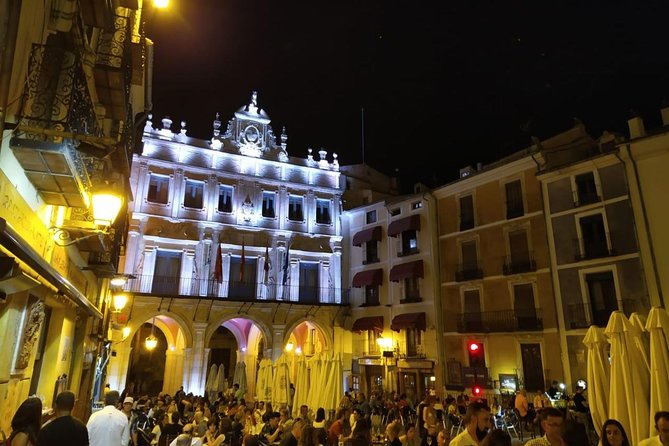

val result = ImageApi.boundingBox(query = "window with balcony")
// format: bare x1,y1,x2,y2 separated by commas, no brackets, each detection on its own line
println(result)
513,283,539,330
402,277,420,302
505,180,524,219
365,285,379,306
364,240,379,264
586,271,618,327
316,199,331,224
366,210,377,224
218,185,233,213
288,195,304,221
406,328,421,357
184,180,204,209
461,289,482,331
578,213,611,259
228,256,258,300
299,262,319,303
151,250,181,294
457,240,481,281
505,229,535,274
261,191,275,218
400,229,418,256
575,172,599,206
459,195,475,230
147,174,169,204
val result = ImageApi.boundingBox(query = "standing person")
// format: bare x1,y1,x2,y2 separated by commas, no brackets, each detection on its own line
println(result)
423,397,439,443
639,411,669,446
571,387,588,413
449,402,490,446
161,412,182,446
7,397,42,446
87,390,130,446
524,407,563,446
280,419,303,446
37,391,88,446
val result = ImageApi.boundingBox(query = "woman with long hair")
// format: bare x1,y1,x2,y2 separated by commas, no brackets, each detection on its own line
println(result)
8,397,42,446
601,419,630,446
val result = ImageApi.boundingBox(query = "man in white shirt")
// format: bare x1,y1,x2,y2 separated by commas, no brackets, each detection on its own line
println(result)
449,402,491,446
87,390,130,446
639,411,669,446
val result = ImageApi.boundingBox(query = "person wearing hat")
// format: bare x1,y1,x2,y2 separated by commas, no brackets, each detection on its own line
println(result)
122,397,135,420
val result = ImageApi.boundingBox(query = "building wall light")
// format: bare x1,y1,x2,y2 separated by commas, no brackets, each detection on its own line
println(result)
121,326,131,341
112,293,128,313
92,192,123,227
285,341,294,352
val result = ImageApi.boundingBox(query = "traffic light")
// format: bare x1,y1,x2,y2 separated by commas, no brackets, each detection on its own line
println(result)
473,385,482,397
468,341,485,368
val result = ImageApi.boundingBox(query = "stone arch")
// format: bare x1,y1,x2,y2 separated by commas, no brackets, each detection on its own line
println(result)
205,313,272,349
283,317,333,352
124,309,194,349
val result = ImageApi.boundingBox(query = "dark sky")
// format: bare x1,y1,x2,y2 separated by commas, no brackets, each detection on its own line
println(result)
145,1,669,191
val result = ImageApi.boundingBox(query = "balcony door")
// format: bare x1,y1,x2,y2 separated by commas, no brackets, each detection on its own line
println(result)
461,240,478,272
299,262,319,303
513,284,537,330
463,289,482,331
586,271,618,326
580,214,608,258
228,256,258,300
520,343,544,392
152,250,181,295
509,229,531,270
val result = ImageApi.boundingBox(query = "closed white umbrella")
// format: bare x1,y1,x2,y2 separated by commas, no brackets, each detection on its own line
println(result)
234,361,247,396
322,353,343,413
217,363,227,394
646,307,669,434
272,354,292,408
255,358,274,403
206,364,219,401
606,311,650,445
291,355,309,417
583,326,609,438
307,352,326,411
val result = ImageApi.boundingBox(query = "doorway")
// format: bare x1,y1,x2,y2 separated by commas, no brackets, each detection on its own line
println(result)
520,343,544,391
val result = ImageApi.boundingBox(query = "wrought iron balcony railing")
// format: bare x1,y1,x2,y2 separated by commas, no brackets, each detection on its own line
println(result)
456,309,543,333
502,252,537,275
455,264,483,282
567,298,650,329
123,274,350,305
574,237,616,261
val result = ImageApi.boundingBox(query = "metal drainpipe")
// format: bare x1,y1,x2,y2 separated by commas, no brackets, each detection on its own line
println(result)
423,191,447,394
615,146,665,308
0,0,22,146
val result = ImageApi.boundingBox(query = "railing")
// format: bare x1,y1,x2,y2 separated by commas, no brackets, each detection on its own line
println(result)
17,44,102,140
96,12,131,69
456,309,543,333
502,252,537,275
506,203,524,220
566,297,650,329
574,237,616,261
455,264,483,282
123,274,350,305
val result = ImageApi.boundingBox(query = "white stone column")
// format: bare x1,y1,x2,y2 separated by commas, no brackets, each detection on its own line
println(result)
244,353,257,400
187,323,208,396
180,249,195,295
123,224,142,277
330,242,343,303
182,348,192,393
163,349,184,395
108,341,133,392
171,168,183,219
271,325,286,362
140,247,157,293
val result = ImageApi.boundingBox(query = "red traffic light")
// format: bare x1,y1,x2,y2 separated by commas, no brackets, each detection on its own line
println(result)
473,386,482,396
468,342,480,353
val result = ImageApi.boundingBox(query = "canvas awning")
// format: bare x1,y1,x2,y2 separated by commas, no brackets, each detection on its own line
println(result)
391,312,426,332
352,316,384,333
387,214,420,237
389,260,424,281
352,226,382,246
352,269,383,287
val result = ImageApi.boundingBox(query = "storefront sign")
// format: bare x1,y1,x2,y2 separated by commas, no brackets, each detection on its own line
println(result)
397,359,433,369
358,358,384,366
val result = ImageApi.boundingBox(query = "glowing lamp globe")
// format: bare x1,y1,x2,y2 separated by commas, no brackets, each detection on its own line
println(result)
122,326,131,340
153,0,169,8
468,342,480,353
112,293,128,312
92,192,123,227
145,335,158,350
284,341,294,352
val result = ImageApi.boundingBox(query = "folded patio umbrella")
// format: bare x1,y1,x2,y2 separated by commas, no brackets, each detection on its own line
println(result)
646,307,669,434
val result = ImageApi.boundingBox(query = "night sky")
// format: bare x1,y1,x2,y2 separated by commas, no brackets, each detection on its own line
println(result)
145,1,669,191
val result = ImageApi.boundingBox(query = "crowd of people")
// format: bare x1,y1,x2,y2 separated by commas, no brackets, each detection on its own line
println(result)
4,384,669,446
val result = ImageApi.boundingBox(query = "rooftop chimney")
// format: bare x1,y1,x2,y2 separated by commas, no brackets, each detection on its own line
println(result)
661,107,669,127
627,116,646,139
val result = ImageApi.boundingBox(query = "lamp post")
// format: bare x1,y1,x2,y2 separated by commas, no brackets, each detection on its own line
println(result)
145,317,158,350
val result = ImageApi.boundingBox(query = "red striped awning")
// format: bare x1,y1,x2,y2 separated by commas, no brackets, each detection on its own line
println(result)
352,226,382,246
352,269,383,287
391,312,426,332
352,316,384,333
387,214,421,237
389,260,424,282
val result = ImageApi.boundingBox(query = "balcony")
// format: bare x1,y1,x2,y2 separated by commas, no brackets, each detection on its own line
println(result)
123,275,350,305
456,309,543,333
574,237,616,261
566,297,650,329
10,44,104,208
502,252,537,275
455,264,483,282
